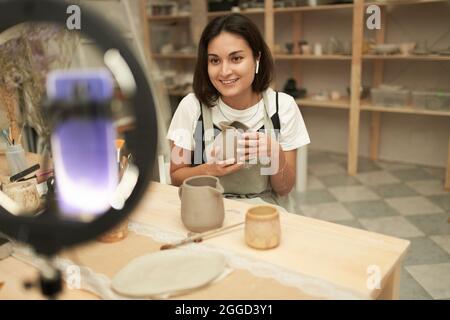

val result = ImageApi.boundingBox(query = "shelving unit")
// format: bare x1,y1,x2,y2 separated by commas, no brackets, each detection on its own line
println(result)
208,8,265,17
363,55,450,61
147,14,191,21
151,53,196,59
275,54,352,60
141,0,450,190
296,97,350,109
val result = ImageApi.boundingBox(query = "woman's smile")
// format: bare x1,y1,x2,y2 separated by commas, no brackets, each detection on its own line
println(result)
219,78,239,86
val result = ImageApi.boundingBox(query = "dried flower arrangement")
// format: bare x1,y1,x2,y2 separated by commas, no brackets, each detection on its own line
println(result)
0,23,79,148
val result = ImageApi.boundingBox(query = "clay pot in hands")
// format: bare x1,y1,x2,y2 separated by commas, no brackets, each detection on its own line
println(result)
212,121,248,163
179,176,225,233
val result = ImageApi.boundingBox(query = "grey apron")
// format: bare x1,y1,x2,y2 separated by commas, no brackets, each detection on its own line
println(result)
201,92,280,206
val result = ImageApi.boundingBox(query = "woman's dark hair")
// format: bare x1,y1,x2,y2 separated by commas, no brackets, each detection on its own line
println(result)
193,13,274,108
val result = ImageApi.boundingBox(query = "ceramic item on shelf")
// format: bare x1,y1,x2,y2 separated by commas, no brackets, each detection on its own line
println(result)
312,91,329,101
331,90,341,101
111,249,226,298
314,43,323,56
160,43,174,54
285,42,294,54
245,205,281,250
283,78,306,99
371,44,399,55
413,40,428,55
301,44,311,55
342,40,352,55
399,42,416,56
179,176,225,233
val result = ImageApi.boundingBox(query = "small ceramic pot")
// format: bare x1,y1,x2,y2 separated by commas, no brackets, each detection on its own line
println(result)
245,205,281,250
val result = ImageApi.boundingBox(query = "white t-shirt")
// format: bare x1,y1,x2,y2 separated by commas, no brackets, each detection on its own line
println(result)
167,87,310,152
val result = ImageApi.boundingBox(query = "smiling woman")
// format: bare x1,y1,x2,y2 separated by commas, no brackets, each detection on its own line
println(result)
166,13,310,207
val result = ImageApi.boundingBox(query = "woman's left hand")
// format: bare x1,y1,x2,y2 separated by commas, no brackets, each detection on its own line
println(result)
237,132,281,163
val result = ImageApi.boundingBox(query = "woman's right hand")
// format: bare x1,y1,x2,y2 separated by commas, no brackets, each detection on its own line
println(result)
204,147,244,177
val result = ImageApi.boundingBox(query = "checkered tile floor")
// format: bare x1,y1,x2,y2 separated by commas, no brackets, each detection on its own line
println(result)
280,150,450,300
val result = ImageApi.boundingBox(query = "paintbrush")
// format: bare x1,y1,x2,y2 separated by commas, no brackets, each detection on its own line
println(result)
160,221,245,250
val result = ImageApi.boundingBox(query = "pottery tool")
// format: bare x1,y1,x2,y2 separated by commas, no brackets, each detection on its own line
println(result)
9,164,41,182
160,221,245,250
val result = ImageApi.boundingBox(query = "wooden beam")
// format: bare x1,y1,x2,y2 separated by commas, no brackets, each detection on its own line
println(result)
139,0,153,67
190,0,208,45
370,6,387,160
370,112,381,160
292,13,303,87
265,0,274,52
445,133,450,190
348,0,365,175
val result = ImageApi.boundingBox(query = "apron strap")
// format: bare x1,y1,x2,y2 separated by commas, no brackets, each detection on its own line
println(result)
201,103,215,163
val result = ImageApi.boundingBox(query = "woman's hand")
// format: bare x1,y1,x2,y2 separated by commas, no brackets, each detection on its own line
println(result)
204,146,244,177
237,132,281,164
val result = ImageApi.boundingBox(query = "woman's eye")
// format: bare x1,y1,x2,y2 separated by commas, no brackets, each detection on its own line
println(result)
209,58,220,65
231,56,243,63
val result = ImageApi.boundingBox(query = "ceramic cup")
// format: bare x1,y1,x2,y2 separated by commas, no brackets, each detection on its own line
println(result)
245,205,281,250
212,121,248,164
179,176,225,233
301,44,311,55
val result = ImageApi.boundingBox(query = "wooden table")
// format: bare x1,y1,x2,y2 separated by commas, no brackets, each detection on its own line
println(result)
0,182,410,300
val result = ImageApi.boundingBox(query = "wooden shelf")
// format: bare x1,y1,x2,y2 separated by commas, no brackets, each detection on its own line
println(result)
361,103,450,117
152,53,196,59
275,54,351,60
208,8,265,17
167,89,189,96
274,3,354,13
363,54,450,61
271,0,445,14
366,0,448,7
147,13,191,21
296,97,350,110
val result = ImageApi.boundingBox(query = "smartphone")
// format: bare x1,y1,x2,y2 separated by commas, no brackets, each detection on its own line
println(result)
46,69,118,219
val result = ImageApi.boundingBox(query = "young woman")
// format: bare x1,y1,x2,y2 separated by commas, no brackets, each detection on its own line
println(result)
167,13,310,205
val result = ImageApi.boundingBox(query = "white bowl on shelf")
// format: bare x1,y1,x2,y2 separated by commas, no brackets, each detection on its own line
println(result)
371,44,399,55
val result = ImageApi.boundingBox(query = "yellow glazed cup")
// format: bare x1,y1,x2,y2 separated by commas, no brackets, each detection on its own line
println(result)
245,205,281,250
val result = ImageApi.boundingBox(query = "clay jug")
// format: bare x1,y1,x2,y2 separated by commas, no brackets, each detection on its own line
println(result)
179,176,225,232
